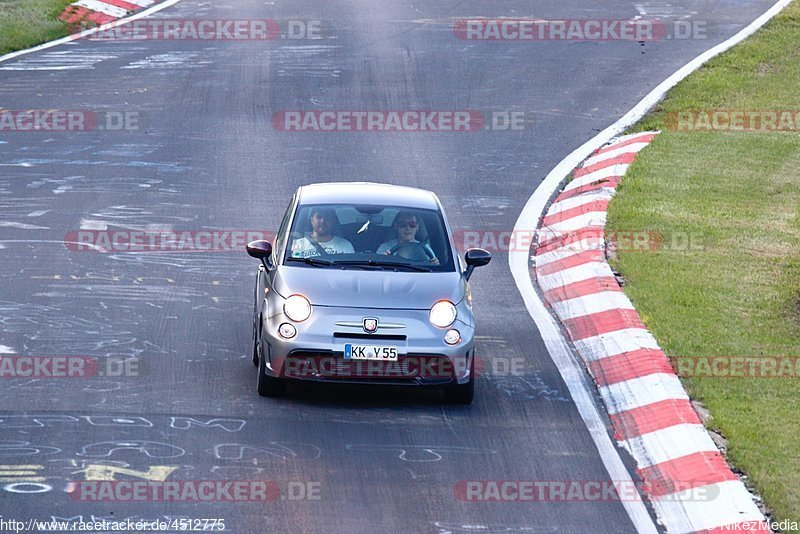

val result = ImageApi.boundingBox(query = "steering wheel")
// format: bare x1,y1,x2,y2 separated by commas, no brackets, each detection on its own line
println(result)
387,242,435,261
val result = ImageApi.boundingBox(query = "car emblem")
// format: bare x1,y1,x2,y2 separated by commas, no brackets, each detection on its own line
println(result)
363,318,378,333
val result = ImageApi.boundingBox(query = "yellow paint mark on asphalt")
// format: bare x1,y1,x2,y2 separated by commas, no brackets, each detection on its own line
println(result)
73,464,178,482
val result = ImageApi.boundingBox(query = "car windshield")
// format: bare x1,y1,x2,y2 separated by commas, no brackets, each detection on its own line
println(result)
283,204,455,272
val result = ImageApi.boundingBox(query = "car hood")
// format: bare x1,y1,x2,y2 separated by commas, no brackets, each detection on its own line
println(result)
274,266,466,309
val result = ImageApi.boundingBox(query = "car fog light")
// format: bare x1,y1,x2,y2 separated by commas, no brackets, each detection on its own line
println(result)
278,323,297,339
444,329,461,345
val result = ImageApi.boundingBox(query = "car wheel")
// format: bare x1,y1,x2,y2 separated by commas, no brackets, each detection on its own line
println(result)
443,356,474,404
257,344,286,397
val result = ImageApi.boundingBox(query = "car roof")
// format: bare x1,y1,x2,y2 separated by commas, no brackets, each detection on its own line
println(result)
298,182,440,210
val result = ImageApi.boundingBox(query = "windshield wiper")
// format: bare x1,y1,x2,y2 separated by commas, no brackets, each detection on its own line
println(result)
333,259,432,272
286,256,334,267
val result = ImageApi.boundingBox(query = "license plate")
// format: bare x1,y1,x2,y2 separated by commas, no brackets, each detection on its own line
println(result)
343,344,398,361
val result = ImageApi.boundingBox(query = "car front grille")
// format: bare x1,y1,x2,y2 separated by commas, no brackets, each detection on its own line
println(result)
332,332,407,341
282,351,458,383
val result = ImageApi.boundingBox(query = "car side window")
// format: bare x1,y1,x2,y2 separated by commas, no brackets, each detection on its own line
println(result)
274,195,295,263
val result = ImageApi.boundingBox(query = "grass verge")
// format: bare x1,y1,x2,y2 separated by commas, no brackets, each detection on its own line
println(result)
607,0,800,522
0,0,75,56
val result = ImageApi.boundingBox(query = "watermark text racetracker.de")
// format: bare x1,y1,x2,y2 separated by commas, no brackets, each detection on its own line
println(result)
452,229,704,253
83,19,324,40
453,18,707,41
64,230,275,253
665,109,800,132
282,354,528,380
271,110,533,132
0,356,138,378
675,356,800,378
454,480,718,502
0,110,139,132
67,480,321,502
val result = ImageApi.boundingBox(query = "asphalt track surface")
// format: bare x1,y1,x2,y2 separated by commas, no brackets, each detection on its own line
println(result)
0,0,775,532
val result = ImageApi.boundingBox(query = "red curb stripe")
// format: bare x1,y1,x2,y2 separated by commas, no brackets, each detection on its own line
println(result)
586,348,674,387
535,226,606,254
610,399,702,441
542,276,621,303
100,0,141,11
573,152,637,178
542,199,610,227
537,249,605,276
555,177,622,202
563,308,645,341
699,522,771,534
593,133,658,156
639,451,738,498
59,5,115,25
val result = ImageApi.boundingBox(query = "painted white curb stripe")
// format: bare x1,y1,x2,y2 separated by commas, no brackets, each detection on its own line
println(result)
74,0,129,18
583,141,652,167
573,328,661,361
652,480,765,533
548,189,614,213
550,291,635,321
622,423,720,468
535,241,605,267
537,261,614,293
126,0,155,6
563,164,630,192
540,211,608,236
612,132,657,144
599,373,689,415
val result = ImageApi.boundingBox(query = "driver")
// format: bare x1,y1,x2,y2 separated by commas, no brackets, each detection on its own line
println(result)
377,211,439,264
291,207,354,257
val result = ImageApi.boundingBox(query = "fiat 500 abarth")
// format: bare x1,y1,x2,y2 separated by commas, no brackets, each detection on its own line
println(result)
246,183,491,403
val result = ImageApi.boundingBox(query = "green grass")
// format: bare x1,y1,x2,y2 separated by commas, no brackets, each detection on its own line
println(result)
607,0,800,522
0,0,75,56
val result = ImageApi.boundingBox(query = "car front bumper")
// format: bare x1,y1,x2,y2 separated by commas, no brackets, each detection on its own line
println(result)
260,305,474,386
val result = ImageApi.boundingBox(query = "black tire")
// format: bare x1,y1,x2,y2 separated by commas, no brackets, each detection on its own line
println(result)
257,344,286,397
252,314,260,368
443,356,475,404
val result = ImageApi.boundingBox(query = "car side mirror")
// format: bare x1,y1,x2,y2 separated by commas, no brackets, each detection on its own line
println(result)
464,248,492,280
247,240,274,270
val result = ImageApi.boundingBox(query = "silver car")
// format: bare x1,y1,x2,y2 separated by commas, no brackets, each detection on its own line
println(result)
246,182,491,403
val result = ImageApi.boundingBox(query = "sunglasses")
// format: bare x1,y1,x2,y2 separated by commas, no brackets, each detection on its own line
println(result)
397,221,418,229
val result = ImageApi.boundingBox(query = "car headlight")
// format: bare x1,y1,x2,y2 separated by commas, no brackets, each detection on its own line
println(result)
429,300,457,328
284,294,312,322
